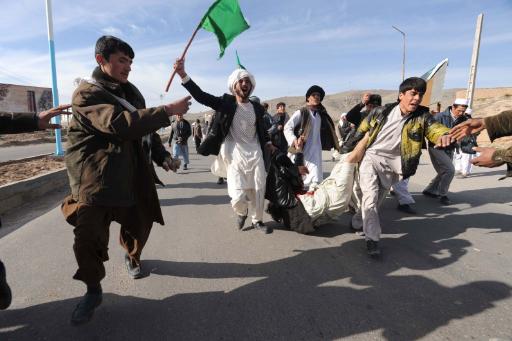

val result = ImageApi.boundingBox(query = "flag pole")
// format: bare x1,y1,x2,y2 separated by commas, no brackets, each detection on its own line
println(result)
164,24,201,92
45,0,63,156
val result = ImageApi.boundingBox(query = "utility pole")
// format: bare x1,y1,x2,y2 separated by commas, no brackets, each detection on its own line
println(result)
45,0,63,156
466,14,484,109
392,25,406,81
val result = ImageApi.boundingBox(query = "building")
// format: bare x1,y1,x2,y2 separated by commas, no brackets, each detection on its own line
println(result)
0,83,53,114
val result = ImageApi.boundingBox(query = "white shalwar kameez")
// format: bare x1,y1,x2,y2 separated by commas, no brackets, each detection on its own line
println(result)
219,102,266,223
299,155,356,226
284,109,323,189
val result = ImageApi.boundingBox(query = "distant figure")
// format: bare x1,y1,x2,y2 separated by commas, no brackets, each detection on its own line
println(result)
452,108,476,178
169,114,192,170
268,102,289,153
423,98,468,205
192,119,203,150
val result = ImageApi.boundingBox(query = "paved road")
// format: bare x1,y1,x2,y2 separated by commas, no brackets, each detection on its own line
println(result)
0,143,56,162
0,150,511,340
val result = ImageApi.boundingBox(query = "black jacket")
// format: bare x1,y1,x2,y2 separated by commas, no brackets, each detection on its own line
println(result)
292,105,339,151
182,78,270,162
0,112,40,134
265,151,313,234
346,102,367,127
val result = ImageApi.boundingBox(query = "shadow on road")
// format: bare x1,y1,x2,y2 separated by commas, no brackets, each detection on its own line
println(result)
1,238,509,340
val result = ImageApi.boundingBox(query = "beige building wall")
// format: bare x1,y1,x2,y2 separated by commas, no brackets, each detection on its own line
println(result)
0,83,52,113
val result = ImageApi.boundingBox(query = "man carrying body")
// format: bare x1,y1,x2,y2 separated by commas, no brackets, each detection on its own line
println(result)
266,133,369,234
346,77,452,256
0,104,71,310
174,58,273,233
283,85,338,189
62,35,191,324
423,98,468,205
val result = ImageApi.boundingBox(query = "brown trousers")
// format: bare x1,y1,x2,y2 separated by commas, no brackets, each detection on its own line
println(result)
62,197,152,286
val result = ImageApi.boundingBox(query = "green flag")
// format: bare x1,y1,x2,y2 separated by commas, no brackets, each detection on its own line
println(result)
200,0,250,58
235,50,246,69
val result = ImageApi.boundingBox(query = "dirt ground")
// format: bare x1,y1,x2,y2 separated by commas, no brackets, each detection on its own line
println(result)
0,130,67,147
0,155,65,186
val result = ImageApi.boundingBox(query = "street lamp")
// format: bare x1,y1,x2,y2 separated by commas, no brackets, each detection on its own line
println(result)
392,25,406,81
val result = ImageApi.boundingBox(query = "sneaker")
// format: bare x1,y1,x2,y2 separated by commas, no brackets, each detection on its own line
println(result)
396,204,417,215
422,190,439,198
0,261,12,310
252,221,272,234
349,220,365,236
366,240,381,257
216,177,224,185
124,254,142,279
439,196,452,205
237,211,248,230
183,164,188,170
71,291,103,325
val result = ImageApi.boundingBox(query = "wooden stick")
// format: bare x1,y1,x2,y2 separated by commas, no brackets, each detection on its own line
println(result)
165,25,201,92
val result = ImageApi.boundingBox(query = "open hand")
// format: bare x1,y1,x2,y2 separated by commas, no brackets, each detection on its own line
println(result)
450,118,485,140
471,146,504,168
165,96,192,116
37,104,72,130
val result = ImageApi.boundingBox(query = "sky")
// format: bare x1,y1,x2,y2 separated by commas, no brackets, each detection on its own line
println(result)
1,0,511,112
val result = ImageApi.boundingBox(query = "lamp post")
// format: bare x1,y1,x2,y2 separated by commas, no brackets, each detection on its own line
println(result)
392,25,406,81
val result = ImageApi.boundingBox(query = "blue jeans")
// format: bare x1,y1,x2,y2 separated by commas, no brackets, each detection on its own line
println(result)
172,143,189,165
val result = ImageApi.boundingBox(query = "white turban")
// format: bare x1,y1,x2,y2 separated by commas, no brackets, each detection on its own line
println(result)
227,68,256,96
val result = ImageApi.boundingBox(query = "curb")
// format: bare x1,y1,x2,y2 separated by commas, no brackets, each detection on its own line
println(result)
0,168,68,215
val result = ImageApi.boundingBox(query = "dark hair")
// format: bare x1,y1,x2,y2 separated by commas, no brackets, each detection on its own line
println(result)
276,102,286,108
95,35,135,61
399,77,426,94
196,119,200,123
368,94,382,106
263,102,269,110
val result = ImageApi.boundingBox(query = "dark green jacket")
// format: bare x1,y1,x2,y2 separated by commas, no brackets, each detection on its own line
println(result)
485,110,512,164
66,67,170,225
484,110,512,178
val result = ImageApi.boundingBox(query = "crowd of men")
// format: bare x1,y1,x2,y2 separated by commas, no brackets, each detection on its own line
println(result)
1,35,511,325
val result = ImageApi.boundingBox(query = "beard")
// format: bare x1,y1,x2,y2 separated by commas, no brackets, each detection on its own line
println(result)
234,86,251,100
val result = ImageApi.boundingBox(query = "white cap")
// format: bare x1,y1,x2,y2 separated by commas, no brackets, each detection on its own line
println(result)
454,98,469,106
340,112,347,117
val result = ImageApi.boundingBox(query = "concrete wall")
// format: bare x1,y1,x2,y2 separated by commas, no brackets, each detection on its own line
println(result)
0,83,53,113
0,169,68,215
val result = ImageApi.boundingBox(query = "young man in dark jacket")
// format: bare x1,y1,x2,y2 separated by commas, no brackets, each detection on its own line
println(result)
62,35,191,324
345,77,453,257
0,104,71,311
169,114,192,170
174,58,274,233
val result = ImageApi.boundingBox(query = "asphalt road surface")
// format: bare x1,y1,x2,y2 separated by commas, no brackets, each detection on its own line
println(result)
0,149,511,340
0,143,55,162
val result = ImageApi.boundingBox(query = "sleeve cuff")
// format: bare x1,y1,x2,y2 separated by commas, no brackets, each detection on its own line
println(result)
182,75,191,84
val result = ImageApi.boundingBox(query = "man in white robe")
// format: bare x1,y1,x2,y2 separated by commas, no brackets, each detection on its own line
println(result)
174,59,273,233
284,85,338,190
